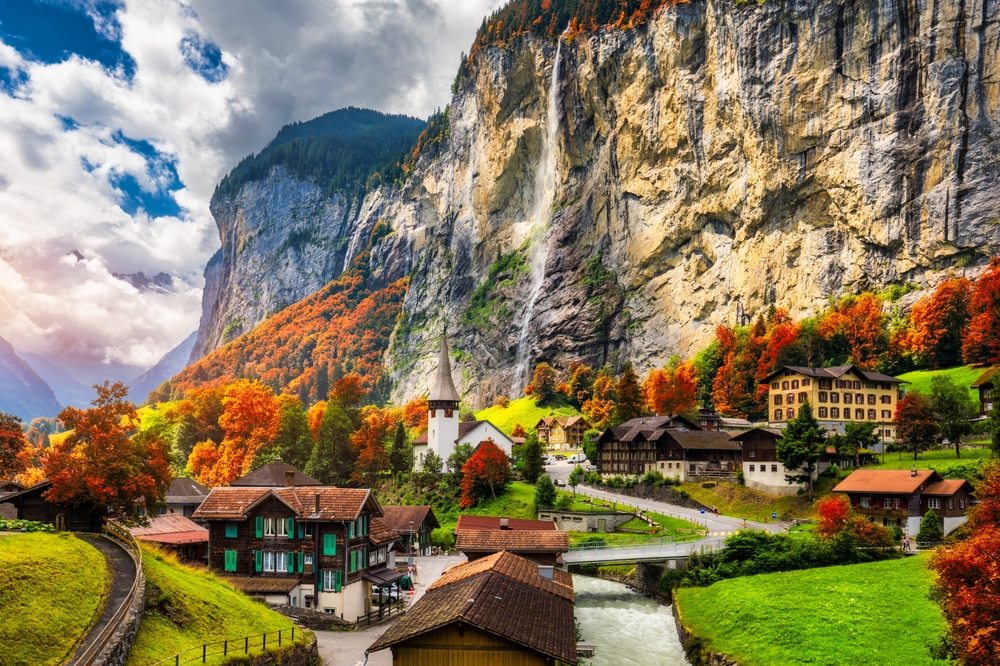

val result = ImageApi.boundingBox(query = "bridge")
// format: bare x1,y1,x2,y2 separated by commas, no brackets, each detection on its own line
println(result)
563,536,727,565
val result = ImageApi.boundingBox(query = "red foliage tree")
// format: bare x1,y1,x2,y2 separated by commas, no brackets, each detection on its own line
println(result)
895,392,939,459
460,439,511,508
402,396,428,433
903,277,973,368
817,293,886,370
0,412,28,480
963,257,1000,366
45,382,172,524
643,359,698,416
330,373,368,409
816,494,852,540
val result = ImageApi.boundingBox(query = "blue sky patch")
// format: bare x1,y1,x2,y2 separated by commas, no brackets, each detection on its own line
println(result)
110,131,183,217
180,32,227,83
0,0,135,78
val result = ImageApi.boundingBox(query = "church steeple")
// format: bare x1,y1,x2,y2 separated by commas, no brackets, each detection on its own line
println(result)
429,330,460,406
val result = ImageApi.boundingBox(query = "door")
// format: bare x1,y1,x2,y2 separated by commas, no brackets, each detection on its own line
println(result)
598,519,606,533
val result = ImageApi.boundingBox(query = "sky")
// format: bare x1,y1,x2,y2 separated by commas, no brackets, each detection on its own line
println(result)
0,0,500,384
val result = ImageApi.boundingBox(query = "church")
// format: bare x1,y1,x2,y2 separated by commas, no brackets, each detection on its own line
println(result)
412,334,514,471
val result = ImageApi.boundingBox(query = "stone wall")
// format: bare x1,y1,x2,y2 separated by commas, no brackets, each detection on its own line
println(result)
94,555,146,666
275,606,354,631
671,591,740,666
536,509,633,533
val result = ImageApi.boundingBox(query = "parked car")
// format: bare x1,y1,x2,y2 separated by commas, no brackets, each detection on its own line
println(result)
567,453,588,464
554,478,567,487
554,454,567,461
584,464,597,473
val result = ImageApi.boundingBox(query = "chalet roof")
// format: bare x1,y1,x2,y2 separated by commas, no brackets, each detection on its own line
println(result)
230,462,321,487
601,414,702,443
129,514,208,545
429,550,574,602
971,367,998,388
720,417,753,427
455,515,556,531
730,427,783,442
219,576,300,594
833,469,943,495
380,505,440,532
369,517,401,544
429,333,461,403
455,530,569,554
923,480,973,496
192,486,378,521
0,479,52,501
369,563,576,663
165,477,210,505
761,365,906,385
535,416,590,429
668,430,741,451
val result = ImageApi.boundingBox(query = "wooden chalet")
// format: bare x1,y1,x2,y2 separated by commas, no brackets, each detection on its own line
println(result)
380,505,440,556
162,477,210,520
231,462,322,487
369,550,577,665
535,416,591,450
971,367,997,417
192,478,402,618
129,514,209,561
833,469,975,536
2,480,105,532
454,529,569,566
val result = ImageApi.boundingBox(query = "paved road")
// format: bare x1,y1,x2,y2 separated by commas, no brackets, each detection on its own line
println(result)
545,461,786,535
68,534,137,666
315,555,466,666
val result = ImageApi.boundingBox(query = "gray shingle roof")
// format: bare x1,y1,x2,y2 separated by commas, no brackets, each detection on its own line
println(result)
429,333,461,403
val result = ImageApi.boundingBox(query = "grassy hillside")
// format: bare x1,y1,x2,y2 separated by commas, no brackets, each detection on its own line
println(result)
0,533,109,666
676,555,947,666
676,476,842,522
127,544,303,666
897,364,983,400
869,446,993,475
475,397,582,436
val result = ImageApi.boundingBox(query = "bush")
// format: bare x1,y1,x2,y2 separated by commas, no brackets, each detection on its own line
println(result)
494,395,510,409
916,509,943,543
0,519,55,533
585,472,603,485
641,469,664,486
555,493,573,510
430,527,454,552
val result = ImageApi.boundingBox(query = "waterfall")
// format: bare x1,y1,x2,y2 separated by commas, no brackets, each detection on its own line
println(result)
511,40,562,397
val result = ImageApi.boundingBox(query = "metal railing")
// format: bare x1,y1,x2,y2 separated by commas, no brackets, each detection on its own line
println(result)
147,627,298,666
569,535,679,551
356,600,405,626
71,520,144,666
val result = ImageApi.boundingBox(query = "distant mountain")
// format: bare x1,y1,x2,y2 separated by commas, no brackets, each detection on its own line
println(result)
128,331,196,403
112,271,175,294
21,353,145,408
0,336,62,421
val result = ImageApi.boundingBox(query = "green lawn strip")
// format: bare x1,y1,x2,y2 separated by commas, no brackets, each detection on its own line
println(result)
869,446,994,475
127,544,306,666
474,396,582,437
0,533,109,666
676,555,948,666
897,364,983,402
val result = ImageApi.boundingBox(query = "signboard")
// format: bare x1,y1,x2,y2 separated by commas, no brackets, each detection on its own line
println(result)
772,512,777,520
700,508,705,514
407,564,415,574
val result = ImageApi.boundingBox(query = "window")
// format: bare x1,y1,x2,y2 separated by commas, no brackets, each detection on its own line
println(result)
843,393,852,405
689,464,696,472
787,393,795,404
884,430,892,438
774,409,783,420
884,498,895,509
772,382,780,390
787,408,795,419
802,379,811,386
225,522,237,538
818,391,828,403
749,465,755,472
224,550,237,572
880,410,890,419
818,407,828,418
961,498,966,509
830,393,840,403
856,409,865,420
831,408,840,418
772,465,778,473
321,570,343,592
749,451,755,458
278,518,288,538
868,409,876,420
791,380,799,389
798,392,808,404
774,394,783,406
819,379,832,389
860,497,871,508
949,499,954,509
867,394,876,405
881,382,891,390
782,381,789,390
836,380,847,389
928,498,941,509
865,382,877,389
854,381,861,390
304,523,314,537
881,395,892,404
264,518,276,537
263,551,275,572
855,393,864,404
277,552,287,572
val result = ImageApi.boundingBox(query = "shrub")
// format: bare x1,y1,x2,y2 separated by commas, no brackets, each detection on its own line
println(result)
585,472,603,485
0,519,55,533
555,493,573,510
534,475,556,509
916,509,943,543
641,469,664,486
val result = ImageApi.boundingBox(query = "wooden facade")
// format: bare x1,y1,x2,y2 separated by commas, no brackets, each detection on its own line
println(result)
972,367,997,416
389,623,568,666
597,417,739,481
5,481,104,532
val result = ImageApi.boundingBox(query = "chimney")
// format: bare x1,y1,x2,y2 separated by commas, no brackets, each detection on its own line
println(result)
285,470,296,487
315,493,321,514
538,565,554,580
499,517,509,530
911,466,918,477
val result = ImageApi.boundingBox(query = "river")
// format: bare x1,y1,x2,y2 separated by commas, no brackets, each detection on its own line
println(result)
573,575,690,666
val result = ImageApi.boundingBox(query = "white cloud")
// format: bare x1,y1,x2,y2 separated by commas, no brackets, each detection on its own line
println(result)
0,0,499,379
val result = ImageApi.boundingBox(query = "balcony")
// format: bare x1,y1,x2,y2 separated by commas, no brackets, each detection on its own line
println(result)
854,507,910,518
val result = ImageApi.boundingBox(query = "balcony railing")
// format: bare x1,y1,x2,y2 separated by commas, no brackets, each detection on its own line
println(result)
854,507,910,517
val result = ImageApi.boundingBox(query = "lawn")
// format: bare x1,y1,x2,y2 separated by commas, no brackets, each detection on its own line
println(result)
677,477,840,522
127,544,306,666
475,396,582,437
869,446,994,475
897,364,984,401
676,555,948,666
0,532,109,666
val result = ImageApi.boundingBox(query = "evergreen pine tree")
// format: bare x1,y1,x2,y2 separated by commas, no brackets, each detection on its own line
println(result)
916,508,943,543
305,403,355,486
613,363,644,425
389,421,412,473
776,401,825,499
930,375,977,458
521,432,545,484
270,395,313,471
534,475,556,509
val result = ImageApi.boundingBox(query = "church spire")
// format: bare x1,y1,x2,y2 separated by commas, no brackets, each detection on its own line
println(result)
429,328,460,404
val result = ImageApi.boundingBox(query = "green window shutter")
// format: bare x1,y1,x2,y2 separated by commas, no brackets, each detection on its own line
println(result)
318,571,323,591
335,570,343,592
364,516,369,535
286,517,294,538
224,550,236,571
255,550,263,572
350,550,355,572
225,522,237,538
297,551,303,574
323,533,336,556
348,522,354,539
287,552,294,573
255,517,263,538
298,523,304,539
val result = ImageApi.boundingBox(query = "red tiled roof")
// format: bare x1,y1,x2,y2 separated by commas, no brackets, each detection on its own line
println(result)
193,486,376,521
130,514,208,546
455,515,556,531
430,550,574,601
219,576,300,594
191,487,272,520
923,480,972,496
380,505,440,532
833,469,942,494
369,517,401,544
455,530,569,554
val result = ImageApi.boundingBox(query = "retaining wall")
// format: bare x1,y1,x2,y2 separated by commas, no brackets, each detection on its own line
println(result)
94,557,146,666
671,591,740,666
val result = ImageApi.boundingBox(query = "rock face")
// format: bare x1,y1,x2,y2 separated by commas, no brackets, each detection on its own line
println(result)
195,0,1000,407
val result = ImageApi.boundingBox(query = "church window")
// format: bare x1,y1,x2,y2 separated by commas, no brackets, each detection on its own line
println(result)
430,409,436,417
445,409,454,418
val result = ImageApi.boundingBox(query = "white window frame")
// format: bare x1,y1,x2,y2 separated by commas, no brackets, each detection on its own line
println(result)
278,519,288,538
277,551,287,572
263,551,275,572
264,517,276,537
322,570,337,590
304,554,314,566
860,497,870,508
928,498,941,509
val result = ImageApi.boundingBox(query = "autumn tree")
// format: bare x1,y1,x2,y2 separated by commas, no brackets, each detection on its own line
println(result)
643,357,698,416
511,423,527,439
776,401,825,499
460,439,511,508
46,382,172,525
389,421,412,473
930,375,977,458
895,393,939,460
0,412,27,480
815,495,852,540
402,396,428,434
262,394,313,471
817,293,887,370
566,361,595,408
203,380,281,486
166,384,225,468
988,397,1000,458
351,406,395,484
582,370,615,429
306,401,327,440
525,362,558,404
814,493,894,548
905,277,972,368
306,402,355,486
613,363,644,425
963,257,1000,366
331,373,368,412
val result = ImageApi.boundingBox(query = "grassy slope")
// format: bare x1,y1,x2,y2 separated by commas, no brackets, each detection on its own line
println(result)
869,446,994,474
677,476,841,522
127,544,302,666
676,555,947,666
474,396,582,436
897,364,983,401
0,533,109,666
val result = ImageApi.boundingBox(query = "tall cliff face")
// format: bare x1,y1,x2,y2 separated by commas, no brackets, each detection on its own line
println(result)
195,0,1000,407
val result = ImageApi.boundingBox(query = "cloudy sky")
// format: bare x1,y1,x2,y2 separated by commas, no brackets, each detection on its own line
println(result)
0,0,499,386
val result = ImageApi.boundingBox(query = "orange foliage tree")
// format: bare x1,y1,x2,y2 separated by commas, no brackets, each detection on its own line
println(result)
511,423,527,438
45,382,172,525
460,439,511,508
816,293,886,370
815,495,852,540
900,277,972,369
0,412,27,480
963,257,1000,366
814,492,894,547
932,462,1000,665
402,396,428,433
582,372,615,430
306,401,327,440
351,405,398,484
643,358,698,416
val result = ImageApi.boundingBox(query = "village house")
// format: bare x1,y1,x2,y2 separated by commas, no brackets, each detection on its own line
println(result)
535,416,591,450
455,528,569,566
192,475,402,619
2,480,105,532
231,461,322,487
129,513,209,562
832,469,975,535
161,477,211,519
596,416,742,482
730,428,838,495
368,550,577,665
695,409,753,433
762,365,906,447
455,515,556,532
971,367,997,417
413,335,513,471
380,505,440,556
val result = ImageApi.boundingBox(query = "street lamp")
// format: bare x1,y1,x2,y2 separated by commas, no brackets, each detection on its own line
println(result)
409,520,415,556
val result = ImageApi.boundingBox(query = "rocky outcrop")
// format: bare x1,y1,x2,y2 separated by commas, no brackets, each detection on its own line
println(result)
195,0,1000,405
